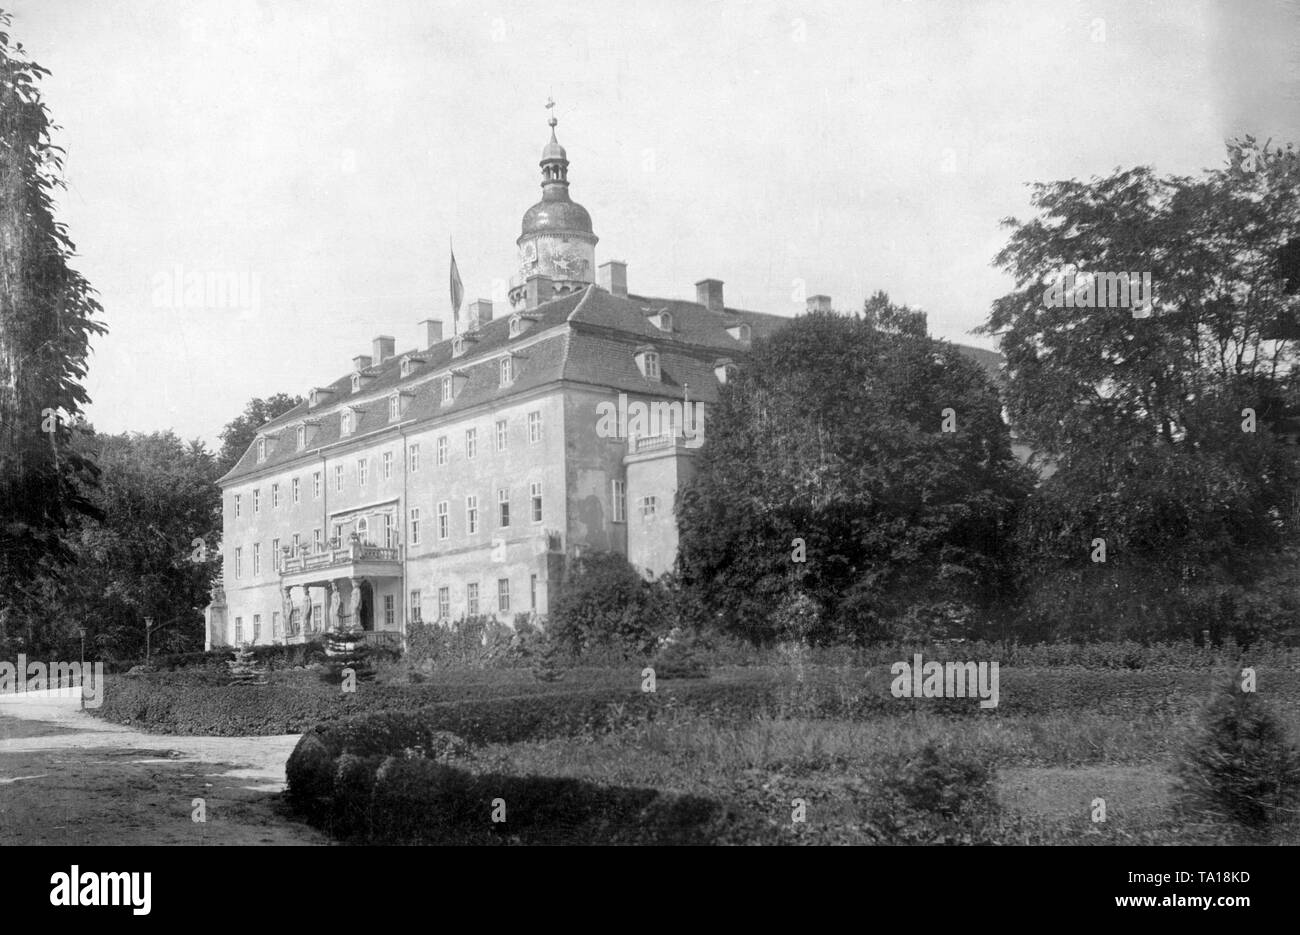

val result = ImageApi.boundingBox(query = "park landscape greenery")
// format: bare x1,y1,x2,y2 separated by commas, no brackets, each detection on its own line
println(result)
3,12,1300,844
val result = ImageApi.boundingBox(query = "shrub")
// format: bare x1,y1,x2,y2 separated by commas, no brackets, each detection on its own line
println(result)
1174,675,1300,832
549,551,674,655
650,635,707,679
861,741,1003,844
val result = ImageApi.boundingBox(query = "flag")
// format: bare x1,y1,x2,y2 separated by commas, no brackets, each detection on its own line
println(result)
449,242,464,326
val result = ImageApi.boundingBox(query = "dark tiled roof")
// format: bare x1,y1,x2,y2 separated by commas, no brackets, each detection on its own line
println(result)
220,284,1003,483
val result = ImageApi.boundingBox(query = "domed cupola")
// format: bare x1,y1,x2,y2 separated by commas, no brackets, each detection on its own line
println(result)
511,100,598,310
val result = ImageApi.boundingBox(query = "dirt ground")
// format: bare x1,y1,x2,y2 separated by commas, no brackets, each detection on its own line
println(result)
0,694,327,846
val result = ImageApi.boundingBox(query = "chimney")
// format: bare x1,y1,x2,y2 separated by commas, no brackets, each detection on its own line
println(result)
468,299,493,331
695,278,724,312
599,260,628,297
806,295,832,313
419,318,443,348
525,274,553,309
352,354,372,371
372,335,395,363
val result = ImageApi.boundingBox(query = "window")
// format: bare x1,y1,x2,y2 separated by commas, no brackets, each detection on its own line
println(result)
436,435,448,465
495,419,508,451
497,488,510,527
357,458,368,487
292,532,300,554
313,472,321,499
409,444,420,472
528,411,542,444
389,396,400,422
234,494,241,518
612,479,626,522
292,477,300,504
256,438,266,462
334,465,344,492
437,501,449,540
341,410,353,435
382,451,392,480
499,356,513,386
409,508,421,546
253,489,261,514
530,573,538,610
234,616,243,645
271,483,280,508
438,587,450,620
272,611,281,640
356,517,369,543
253,543,261,576
272,538,280,571
383,513,394,548
452,336,465,358
441,376,453,403
498,578,510,613
409,590,422,623
466,495,479,535
384,594,395,627
314,528,322,551
400,357,412,377
509,314,524,337
253,614,261,643
234,547,243,579
333,524,342,545
465,428,477,460
467,583,479,616
639,495,658,518
643,352,660,380
530,482,543,523
296,425,306,450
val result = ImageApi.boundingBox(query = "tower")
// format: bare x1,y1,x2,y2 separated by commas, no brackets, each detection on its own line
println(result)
510,100,599,310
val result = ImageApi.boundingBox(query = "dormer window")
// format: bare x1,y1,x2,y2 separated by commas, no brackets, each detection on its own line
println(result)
351,374,361,393
727,322,752,344
654,311,673,332
309,390,320,408
499,356,514,386
296,426,306,450
400,357,412,378
452,336,466,358
389,395,400,422
714,358,738,384
634,346,661,381
341,410,354,436
441,376,453,404
509,315,523,337
256,437,267,462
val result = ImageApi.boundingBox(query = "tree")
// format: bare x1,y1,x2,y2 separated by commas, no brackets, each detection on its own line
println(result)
982,138,1300,641
11,431,221,659
216,393,303,475
676,302,1030,645
0,12,106,633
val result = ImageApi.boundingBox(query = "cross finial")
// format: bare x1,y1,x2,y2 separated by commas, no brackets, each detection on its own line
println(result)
546,96,557,136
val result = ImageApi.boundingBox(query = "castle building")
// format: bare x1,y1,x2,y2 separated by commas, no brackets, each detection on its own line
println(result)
204,113,1000,648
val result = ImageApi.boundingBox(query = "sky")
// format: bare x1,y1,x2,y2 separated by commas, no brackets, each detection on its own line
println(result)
7,0,1299,446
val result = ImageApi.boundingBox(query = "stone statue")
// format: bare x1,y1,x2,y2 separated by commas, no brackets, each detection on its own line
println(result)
329,586,342,630
349,579,363,625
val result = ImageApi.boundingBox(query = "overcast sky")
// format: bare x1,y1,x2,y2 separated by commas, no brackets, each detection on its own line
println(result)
8,0,1299,446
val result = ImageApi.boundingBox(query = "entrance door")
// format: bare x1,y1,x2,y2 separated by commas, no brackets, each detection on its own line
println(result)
359,581,374,631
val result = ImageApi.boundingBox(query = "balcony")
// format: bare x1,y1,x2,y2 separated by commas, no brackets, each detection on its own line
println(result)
628,433,701,455
280,536,403,587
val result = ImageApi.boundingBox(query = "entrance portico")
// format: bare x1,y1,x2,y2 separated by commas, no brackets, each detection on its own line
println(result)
279,535,403,643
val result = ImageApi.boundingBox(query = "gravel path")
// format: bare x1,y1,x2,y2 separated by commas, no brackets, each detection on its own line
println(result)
0,691,327,845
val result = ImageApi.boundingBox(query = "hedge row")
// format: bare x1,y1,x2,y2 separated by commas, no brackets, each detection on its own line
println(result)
284,713,759,844
94,665,1300,737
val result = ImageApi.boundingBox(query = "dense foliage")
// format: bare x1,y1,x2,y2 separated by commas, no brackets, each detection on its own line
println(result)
677,300,1031,644
985,139,1300,642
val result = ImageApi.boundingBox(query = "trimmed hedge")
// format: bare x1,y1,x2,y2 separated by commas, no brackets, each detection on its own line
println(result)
285,713,759,844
